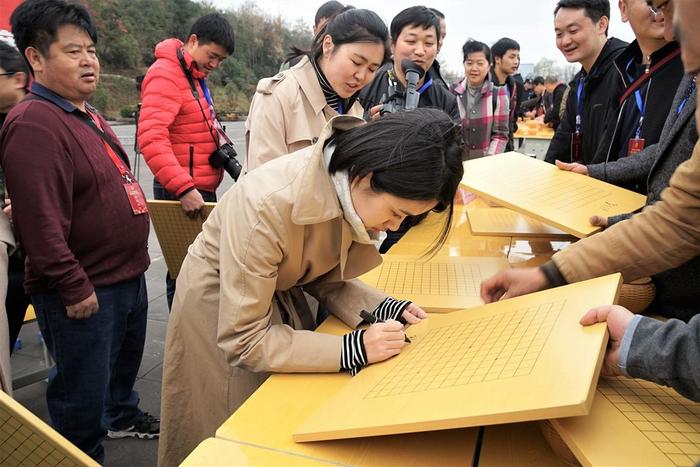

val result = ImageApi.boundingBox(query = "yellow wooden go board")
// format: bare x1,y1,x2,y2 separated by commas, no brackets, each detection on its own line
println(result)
467,207,573,238
147,200,216,278
215,316,480,466
551,376,700,466
180,438,335,466
293,274,622,442
461,152,647,238
0,389,99,467
358,254,510,313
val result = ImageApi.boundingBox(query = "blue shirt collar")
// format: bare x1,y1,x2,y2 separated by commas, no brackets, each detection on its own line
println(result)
30,82,91,114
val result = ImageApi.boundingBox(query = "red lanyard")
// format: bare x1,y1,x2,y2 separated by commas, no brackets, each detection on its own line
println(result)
86,110,134,183
618,48,681,105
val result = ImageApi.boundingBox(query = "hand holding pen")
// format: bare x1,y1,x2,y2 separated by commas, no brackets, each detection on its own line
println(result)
361,310,412,343
360,310,409,364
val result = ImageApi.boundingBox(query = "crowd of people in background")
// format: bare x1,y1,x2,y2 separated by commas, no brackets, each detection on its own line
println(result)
0,0,699,465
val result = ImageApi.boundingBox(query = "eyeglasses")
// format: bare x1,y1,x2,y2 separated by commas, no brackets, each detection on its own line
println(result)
0,72,16,77
648,0,670,17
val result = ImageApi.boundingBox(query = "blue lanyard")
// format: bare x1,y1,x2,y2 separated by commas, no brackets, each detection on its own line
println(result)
418,77,433,94
678,78,696,115
198,78,217,120
575,77,585,134
626,59,648,137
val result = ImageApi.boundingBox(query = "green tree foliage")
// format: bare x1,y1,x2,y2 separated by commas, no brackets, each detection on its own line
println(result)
81,0,312,116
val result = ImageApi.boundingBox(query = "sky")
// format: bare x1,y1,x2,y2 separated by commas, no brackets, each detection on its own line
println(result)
207,0,637,76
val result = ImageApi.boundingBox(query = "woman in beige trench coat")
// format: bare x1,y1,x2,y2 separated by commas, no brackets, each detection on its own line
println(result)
244,8,389,171
0,212,15,395
158,109,465,466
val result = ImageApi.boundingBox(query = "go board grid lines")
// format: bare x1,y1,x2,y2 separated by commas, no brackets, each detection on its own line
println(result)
374,261,482,297
365,300,566,399
598,378,700,466
468,164,611,211
0,407,79,467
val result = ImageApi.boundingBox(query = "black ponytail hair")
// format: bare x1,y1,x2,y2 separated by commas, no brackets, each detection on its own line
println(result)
329,108,465,255
287,8,390,64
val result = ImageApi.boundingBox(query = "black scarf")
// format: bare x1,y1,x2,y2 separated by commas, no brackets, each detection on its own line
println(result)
311,56,358,114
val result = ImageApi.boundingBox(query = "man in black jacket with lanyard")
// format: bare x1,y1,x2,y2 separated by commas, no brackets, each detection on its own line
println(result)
358,6,458,252
555,0,698,321
359,6,458,122
545,0,628,165
589,0,683,189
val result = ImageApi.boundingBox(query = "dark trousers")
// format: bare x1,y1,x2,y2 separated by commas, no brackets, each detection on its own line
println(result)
32,275,148,463
152,180,216,309
6,251,30,352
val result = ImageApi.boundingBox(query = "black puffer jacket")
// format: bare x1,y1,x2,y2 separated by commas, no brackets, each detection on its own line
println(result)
545,37,628,164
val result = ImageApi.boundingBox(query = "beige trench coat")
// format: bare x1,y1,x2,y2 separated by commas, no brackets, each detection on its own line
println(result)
244,55,363,172
159,116,387,467
0,213,15,395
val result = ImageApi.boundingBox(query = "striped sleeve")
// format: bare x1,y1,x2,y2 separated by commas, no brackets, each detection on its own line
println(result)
340,330,368,376
372,297,412,323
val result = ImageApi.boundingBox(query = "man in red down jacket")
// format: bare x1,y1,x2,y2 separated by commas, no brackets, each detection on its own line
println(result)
138,13,234,308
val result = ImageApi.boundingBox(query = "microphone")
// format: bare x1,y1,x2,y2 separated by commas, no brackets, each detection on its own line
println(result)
401,59,425,111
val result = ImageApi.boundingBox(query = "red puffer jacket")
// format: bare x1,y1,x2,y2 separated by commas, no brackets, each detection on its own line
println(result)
138,38,222,197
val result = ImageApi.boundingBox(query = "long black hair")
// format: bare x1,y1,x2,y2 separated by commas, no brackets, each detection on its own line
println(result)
287,8,390,63
329,109,464,255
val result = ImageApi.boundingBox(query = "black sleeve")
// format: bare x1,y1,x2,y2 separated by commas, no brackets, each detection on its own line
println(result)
545,88,576,164
544,86,565,128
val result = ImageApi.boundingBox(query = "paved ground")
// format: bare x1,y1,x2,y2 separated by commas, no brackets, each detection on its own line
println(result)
10,121,247,467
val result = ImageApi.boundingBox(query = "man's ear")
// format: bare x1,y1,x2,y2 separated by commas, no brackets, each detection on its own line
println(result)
185,33,198,49
619,0,629,23
24,47,44,74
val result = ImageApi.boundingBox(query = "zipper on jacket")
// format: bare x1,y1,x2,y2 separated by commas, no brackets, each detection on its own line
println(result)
189,146,194,177
603,62,630,165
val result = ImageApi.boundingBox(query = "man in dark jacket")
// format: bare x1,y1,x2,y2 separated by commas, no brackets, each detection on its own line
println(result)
590,0,683,187
545,0,628,165
359,6,458,252
480,0,700,402
543,76,567,130
490,37,525,150
555,0,697,324
359,6,458,122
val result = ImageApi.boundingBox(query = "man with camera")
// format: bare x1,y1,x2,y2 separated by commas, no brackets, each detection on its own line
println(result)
357,6,458,253
359,6,458,122
138,13,235,308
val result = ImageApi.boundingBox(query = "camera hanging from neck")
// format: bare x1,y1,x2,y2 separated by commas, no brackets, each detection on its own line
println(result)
176,47,242,181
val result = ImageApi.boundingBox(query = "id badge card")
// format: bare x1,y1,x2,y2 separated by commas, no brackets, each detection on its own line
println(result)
570,132,583,163
628,137,646,156
124,182,148,215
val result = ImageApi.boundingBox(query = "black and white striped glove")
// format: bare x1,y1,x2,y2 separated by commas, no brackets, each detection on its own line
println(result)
371,297,412,324
340,329,368,376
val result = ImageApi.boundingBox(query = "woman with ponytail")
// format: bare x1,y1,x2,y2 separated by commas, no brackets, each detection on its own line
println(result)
244,8,389,171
